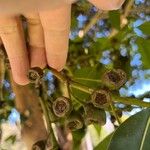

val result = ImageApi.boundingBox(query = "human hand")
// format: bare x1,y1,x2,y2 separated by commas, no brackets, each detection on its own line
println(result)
0,0,125,85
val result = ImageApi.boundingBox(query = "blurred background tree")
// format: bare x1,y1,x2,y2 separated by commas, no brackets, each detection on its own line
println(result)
0,0,150,149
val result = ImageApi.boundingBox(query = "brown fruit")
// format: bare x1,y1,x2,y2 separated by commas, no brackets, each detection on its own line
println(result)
103,69,127,90
91,89,111,108
52,96,72,118
66,112,83,131
28,67,43,83
84,103,106,126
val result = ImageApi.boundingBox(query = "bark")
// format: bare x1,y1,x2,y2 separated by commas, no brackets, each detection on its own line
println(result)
9,72,48,150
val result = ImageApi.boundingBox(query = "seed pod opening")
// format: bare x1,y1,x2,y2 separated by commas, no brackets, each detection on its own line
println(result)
103,69,127,90
32,140,46,150
91,90,111,108
0,101,5,107
28,67,43,83
84,103,106,126
52,96,72,117
110,115,116,124
66,112,83,131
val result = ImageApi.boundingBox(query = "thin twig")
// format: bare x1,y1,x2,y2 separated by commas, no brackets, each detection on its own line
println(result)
109,102,122,125
81,0,136,38
72,77,102,83
109,0,135,38
38,81,59,149
79,10,108,38
123,0,135,18
70,88,85,105
112,94,150,108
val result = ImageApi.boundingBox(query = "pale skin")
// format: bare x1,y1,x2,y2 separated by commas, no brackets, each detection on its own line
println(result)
0,0,125,85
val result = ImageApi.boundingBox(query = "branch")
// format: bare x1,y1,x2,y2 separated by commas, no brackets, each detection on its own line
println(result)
78,10,108,38
48,68,150,108
130,5,150,15
9,72,48,149
109,0,134,38
123,0,135,18
109,102,122,125
40,81,59,149
80,0,139,38
112,94,150,108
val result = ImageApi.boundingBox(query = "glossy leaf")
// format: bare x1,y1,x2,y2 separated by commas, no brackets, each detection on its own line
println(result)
72,128,86,150
71,65,105,108
138,21,150,35
73,65,103,88
136,38,150,69
108,109,150,150
109,10,120,30
93,123,101,136
94,133,113,150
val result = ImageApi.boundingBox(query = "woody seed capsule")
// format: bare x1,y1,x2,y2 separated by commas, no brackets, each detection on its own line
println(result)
28,67,43,83
91,89,111,108
102,69,127,90
84,103,106,126
66,112,83,131
52,96,72,117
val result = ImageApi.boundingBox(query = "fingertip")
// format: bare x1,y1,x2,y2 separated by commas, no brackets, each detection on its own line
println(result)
89,0,124,10
11,64,29,85
9,56,30,85
49,64,64,72
47,62,65,72
13,75,30,85
47,54,67,72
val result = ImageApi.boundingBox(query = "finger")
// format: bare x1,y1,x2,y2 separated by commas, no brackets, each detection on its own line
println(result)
24,13,46,68
40,4,71,71
88,0,125,10
0,16,29,85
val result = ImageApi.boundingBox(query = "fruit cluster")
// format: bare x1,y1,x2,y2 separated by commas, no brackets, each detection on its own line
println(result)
28,67,127,132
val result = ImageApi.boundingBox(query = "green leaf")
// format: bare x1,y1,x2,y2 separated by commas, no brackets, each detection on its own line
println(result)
71,64,105,108
138,21,150,35
109,10,120,30
72,129,86,150
91,38,111,52
94,133,113,150
112,50,131,78
136,38,150,69
93,123,101,136
108,109,150,150
73,65,103,88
